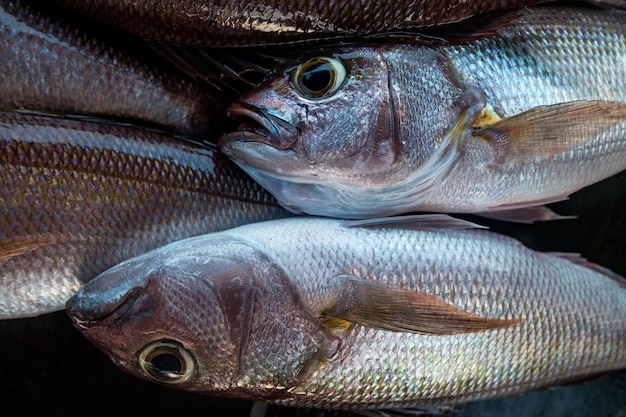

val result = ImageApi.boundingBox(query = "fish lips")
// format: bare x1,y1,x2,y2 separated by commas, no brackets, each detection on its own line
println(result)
66,256,159,329
224,102,299,150
221,102,359,216
221,102,315,176
67,285,154,329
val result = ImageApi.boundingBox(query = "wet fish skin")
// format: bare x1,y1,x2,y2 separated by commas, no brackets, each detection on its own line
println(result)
66,216,626,409
220,7,626,220
47,0,625,47
0,111,289,319
0,0,227,138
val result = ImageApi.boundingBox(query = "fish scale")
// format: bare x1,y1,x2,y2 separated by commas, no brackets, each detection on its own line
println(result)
0,112,289,319
220,7,626,220
67,216,626,409
0,0,226,138
444,8,626,116
207,220,626,407
48,0,626,46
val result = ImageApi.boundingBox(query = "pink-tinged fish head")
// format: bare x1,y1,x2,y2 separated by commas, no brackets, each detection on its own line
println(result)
219,45,471,217
219,47,411,212
66,234,335,399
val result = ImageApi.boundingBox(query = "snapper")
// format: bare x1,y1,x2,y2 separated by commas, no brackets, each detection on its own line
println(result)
67,215,626,409
220,7,626,222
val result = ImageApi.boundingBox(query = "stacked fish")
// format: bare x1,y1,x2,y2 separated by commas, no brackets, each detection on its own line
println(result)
2,0,626,416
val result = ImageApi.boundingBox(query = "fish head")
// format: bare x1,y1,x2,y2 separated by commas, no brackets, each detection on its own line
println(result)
66,234,335,399
219,45,470,217
220,47,405,207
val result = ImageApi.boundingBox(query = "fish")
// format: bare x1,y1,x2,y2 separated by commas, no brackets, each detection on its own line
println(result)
48,0,626,47
219,7,626,222
0,111,289,319
0,0,228,138
66,214,626,409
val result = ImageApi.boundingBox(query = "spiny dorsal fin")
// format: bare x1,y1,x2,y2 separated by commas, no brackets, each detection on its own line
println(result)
477,205,576,224
343,214,486,231
322,275,520,335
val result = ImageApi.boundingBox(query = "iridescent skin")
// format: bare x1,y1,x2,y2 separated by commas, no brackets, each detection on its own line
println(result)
47,0,625,46
67,217,626,409
0,112,289,318
220,7,626,219
0,0,226,138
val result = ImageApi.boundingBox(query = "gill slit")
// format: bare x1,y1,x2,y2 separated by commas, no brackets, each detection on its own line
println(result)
384,56,402,158
235,282,256,379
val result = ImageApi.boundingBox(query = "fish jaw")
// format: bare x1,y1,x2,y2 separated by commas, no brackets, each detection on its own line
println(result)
219,139,382,218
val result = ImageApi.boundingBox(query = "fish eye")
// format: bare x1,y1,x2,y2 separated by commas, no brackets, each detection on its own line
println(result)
291,56,347,100
138,341,194,384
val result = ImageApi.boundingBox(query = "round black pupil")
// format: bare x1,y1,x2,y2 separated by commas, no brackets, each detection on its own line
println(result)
301,63,332,93
149,353,182,377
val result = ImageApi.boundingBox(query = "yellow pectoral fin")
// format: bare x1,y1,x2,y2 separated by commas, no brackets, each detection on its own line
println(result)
322,275,520,335
473,100,626,165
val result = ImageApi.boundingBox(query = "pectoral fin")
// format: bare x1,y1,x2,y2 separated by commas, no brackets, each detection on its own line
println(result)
474,101,626,165
322,275,520,335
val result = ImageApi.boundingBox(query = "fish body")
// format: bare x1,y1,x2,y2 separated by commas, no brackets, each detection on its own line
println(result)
220,7,626,220
67,215,626,409
0,111,289,318
48,0,626,47
0,0,226,138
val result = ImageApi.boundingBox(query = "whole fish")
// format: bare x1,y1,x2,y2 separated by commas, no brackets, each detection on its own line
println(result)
66,215,626,409
0,0,227,138
220,7,626,221
49,0,626,47
0,111,289,319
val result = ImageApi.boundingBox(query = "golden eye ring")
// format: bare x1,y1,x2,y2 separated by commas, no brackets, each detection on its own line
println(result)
291,56,347,100
138,341,195,384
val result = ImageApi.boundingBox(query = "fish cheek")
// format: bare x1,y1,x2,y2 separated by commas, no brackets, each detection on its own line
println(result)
296,63,394,173
87,272,239,391
139,272,242,391
210,256,337,396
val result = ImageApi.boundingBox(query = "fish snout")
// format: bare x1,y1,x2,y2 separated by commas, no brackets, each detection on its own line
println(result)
223,102,299,150
66,286,154,329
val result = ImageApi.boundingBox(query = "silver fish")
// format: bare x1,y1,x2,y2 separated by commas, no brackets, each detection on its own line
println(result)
0,0,228,138
66,215,626,409
49,0,626,47
220,7,626,222
0,111,288,319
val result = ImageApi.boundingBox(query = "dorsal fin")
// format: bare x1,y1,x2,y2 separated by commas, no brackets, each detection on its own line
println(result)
343,214,486,231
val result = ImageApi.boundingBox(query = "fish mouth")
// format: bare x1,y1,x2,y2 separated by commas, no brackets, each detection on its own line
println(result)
224,102,299,150
67,286,154,329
